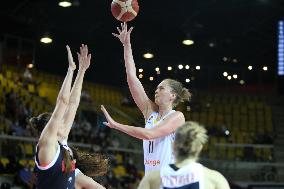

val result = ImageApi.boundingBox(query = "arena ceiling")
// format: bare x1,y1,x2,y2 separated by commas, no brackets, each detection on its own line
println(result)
0,0,283,89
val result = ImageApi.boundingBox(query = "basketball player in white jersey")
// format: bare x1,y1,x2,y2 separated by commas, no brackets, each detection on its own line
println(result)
137,121,231,189
101,22,191,173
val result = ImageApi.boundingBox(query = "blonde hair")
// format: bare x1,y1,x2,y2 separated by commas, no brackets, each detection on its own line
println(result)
175,121,208,161
163,79,191,107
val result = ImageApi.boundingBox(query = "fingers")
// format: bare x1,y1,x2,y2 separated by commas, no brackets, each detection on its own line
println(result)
128,27,134,34
66,45,75,68
112,33,120,38
124,22,127,32
117,27,122,33
101,105,110,119
78,44,88,57
87,54,92,62
103,122,110,127
101,105,113,127
66,45,72,56
77,52,80,60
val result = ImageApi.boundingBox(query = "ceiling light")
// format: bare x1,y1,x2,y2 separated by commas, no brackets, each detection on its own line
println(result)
143,53,154,59
223,72,228,77
263,66,268,71
167,66,172,71
27,64,34,69
40,34,53,44
209,42,215,48
248,65,253,70
59,0,72,7
196,65,200,70
178,65,183,69
182,39,194,45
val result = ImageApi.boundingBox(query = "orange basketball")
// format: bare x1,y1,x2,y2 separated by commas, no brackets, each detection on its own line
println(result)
111,0,139,22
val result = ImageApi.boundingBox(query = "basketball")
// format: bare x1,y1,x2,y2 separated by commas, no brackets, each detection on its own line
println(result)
111,0,139,22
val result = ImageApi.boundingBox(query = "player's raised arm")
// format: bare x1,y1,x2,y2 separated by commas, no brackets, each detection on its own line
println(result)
113,22,156,119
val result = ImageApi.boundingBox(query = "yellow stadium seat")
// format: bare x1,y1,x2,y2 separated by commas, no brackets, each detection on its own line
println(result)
1,158,9,167
24,143,34,157
19,159,28,166
115,153,123,164
227,147,235,160
219,138,227,159
28,84,35,93
113,165,126,178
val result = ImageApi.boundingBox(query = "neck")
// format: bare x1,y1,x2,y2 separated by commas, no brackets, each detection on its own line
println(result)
176,157,197,168
158,105,173,118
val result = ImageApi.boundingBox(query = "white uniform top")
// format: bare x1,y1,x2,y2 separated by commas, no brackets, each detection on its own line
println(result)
143,110,176,173
160,162,204,189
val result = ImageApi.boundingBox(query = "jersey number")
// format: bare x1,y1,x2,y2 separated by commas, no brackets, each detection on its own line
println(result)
148,141,154,153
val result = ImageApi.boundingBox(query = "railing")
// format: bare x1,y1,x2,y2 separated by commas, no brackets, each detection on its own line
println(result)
0,134,143,154
200,142,284,184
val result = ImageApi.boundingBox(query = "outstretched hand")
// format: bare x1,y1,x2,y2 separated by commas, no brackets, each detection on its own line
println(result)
77,44,92,71
100,105,118,128
112,22,134,45
66,45,76,71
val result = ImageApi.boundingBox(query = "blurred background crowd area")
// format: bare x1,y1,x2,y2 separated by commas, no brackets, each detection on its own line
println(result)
0,63,282,189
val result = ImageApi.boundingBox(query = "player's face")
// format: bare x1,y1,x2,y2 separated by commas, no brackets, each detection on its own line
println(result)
154,81,175,106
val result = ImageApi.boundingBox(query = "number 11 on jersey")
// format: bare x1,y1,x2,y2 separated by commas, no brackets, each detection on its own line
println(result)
148,141,154,153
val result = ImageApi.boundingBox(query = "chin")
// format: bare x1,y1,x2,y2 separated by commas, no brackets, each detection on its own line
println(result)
154,99,159,104
155,100,161,107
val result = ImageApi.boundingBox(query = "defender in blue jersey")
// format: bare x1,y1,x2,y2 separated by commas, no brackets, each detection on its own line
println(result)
138,122,231,189
29,45,104,189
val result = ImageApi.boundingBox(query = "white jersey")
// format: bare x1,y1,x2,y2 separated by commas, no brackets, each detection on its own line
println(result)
143,110,176,173
160,162,204,189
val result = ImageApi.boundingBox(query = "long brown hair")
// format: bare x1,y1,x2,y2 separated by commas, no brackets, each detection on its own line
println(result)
29,113,109,175
29,112,73,173
72,147,109,178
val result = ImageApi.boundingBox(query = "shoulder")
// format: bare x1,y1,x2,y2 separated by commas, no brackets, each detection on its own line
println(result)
145,170,161,183
138,170,161,189
173,111,185,117
203,167,230,189
165,111,185,121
